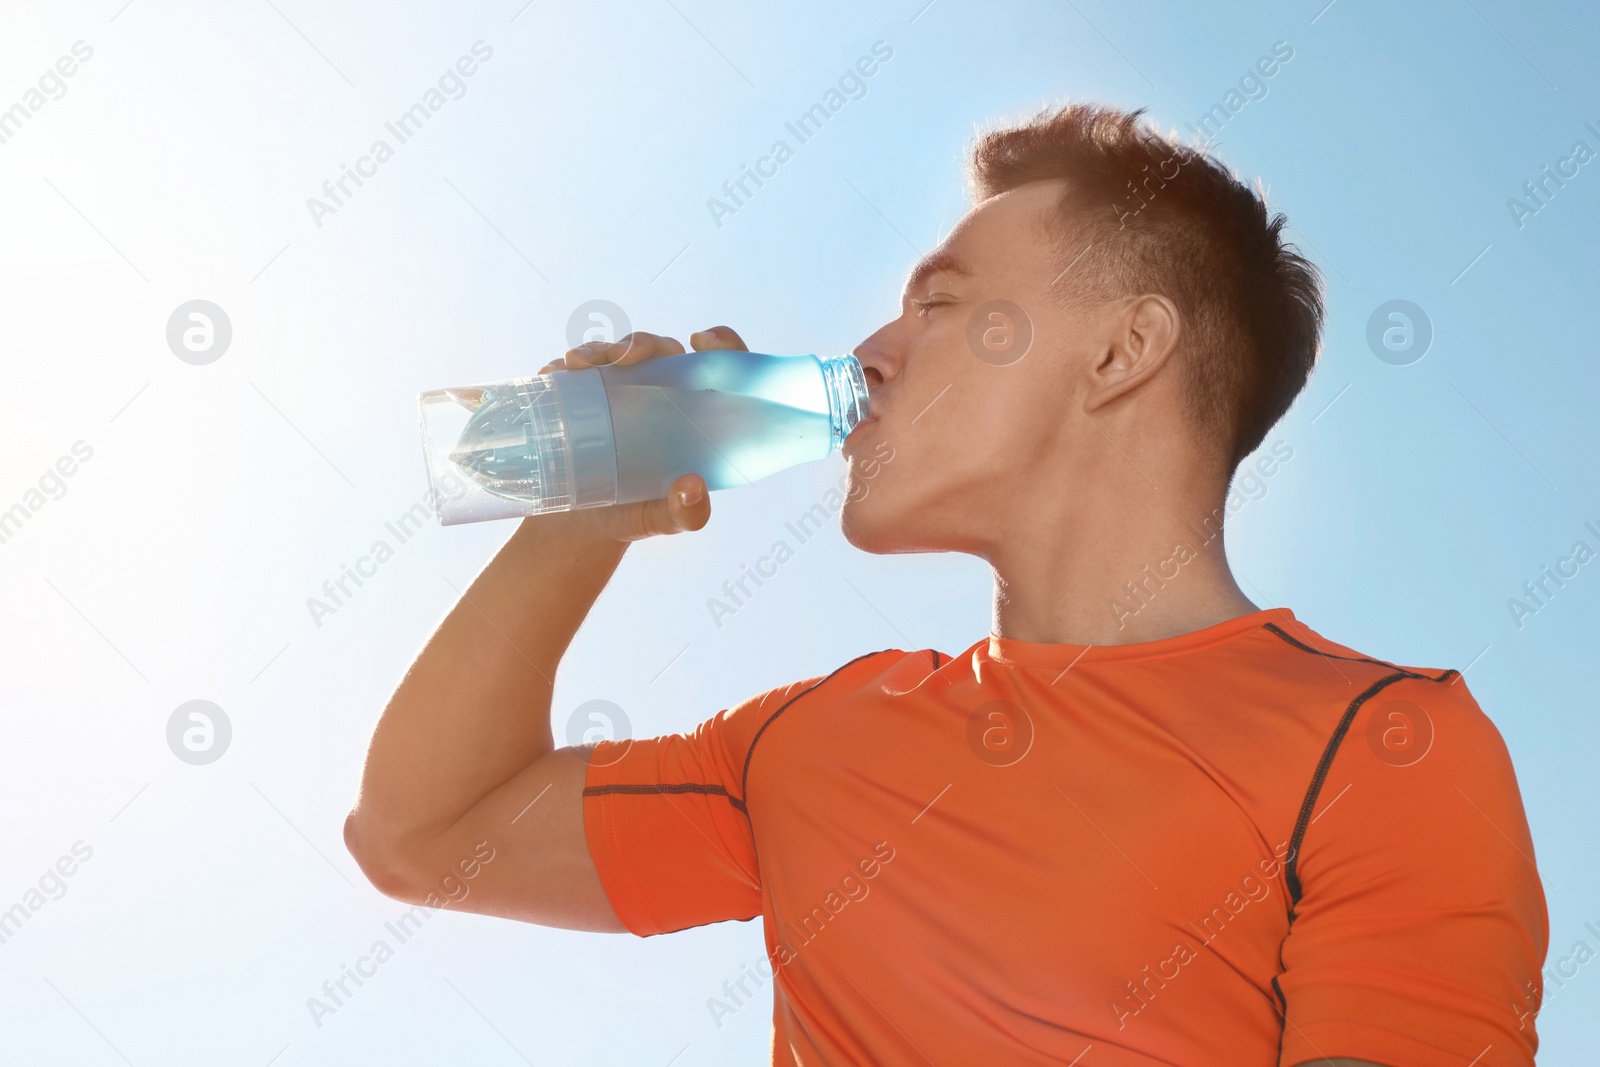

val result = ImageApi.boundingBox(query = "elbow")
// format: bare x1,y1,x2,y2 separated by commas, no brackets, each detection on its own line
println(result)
344,809,430,903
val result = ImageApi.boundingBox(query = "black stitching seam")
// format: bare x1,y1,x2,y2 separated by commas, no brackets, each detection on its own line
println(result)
738,648,895,809
581,781,748,813
1284,670,1425,901
1264,622,1460,1055
1262,621,1422,677
582,649,896,819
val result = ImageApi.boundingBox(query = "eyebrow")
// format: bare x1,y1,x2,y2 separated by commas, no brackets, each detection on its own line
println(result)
901,250,974,301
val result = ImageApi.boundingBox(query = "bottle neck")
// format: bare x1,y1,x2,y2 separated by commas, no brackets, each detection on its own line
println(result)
820,354,870,450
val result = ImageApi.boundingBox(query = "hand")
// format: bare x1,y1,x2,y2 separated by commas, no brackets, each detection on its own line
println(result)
538,326,751,544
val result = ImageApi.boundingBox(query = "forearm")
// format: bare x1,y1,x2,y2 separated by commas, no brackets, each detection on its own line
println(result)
345,328,722,916
348,508,627,858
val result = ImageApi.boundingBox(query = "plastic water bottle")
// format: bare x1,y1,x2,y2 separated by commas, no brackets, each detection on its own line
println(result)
418,350,871,525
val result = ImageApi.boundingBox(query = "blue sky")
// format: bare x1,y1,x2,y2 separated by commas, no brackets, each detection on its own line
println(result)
1,0,1597,1063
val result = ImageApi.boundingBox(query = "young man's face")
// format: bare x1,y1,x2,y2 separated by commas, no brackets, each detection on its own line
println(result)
840,180,1103,556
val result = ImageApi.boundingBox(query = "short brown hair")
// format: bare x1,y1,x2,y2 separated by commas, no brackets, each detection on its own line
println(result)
968,103,1323,468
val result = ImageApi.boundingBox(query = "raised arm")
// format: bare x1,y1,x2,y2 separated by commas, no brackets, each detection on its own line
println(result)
343,327,746,930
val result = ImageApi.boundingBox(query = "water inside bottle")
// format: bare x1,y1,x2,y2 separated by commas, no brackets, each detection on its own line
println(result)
449,352,840,505
603,382,833,500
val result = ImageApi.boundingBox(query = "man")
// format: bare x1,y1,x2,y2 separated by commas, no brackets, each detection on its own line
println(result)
345,104,1547,1065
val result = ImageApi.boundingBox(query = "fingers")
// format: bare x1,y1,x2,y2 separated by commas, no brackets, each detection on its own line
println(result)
608,473,711,543
543,328,747,375
562,331,685,370
689,325,748,352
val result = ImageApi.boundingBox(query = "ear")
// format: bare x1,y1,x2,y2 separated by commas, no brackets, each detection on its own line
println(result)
1082,294,1181,413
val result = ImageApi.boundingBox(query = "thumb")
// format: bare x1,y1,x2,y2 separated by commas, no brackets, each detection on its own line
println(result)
610,473,711,542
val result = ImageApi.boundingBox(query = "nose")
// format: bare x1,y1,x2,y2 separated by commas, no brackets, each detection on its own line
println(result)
852,322,903,394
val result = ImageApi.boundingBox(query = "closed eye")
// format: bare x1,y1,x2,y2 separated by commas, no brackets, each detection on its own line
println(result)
911,295,955,316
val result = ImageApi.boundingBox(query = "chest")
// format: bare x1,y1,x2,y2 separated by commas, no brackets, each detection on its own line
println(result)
744,680,1298,1010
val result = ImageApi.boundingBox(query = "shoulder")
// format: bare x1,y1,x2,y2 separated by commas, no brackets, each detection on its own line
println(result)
1254,614,1458,684
1249,618,1483,735
717,647,943,728
1266,624,1536,907
1252,615,1514,773
700,647,947,767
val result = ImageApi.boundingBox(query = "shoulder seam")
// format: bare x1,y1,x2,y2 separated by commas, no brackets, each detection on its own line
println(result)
1261,621,1447,679
737,649,896,815
1281,658,1461,902
1275,662,1460,1054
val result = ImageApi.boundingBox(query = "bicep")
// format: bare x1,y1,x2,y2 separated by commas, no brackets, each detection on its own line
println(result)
423,745,625,932
417,683,796,936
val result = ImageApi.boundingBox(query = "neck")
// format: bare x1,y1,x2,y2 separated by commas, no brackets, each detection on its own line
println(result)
987,469,1258,648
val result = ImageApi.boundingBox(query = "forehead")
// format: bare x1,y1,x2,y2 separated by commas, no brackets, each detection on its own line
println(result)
903,180,1065,295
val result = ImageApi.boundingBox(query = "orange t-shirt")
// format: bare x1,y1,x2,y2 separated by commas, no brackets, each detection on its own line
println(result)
583,608,1548,1066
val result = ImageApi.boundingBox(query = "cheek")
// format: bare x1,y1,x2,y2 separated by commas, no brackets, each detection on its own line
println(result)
950,381,1039,470
865,430,964,516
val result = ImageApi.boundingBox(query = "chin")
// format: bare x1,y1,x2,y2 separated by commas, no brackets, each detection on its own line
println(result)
840,494,928,555
840,494,893,554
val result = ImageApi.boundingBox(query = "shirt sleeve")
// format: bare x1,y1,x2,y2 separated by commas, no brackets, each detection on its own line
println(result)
581,675,824,937
1277,676,1549,1067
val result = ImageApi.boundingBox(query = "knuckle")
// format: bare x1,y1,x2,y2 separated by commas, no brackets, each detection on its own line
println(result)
573,341,622,367
635,499,675,541
623,504,651,542
615,334,654,362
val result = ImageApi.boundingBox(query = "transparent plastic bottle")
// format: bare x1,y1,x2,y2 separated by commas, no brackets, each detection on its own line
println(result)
418,351,870,525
